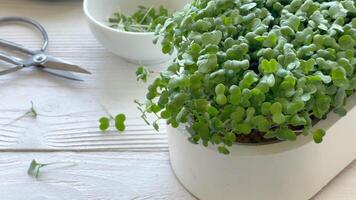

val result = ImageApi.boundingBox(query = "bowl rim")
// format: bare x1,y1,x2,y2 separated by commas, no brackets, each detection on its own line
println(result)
83,0,155,36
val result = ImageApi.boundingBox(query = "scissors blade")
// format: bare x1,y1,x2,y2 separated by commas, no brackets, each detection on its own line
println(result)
0,65,25,76
38,67,83,81
42,56,91,74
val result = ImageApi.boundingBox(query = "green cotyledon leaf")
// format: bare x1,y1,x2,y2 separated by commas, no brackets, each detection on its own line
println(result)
197,54,218,74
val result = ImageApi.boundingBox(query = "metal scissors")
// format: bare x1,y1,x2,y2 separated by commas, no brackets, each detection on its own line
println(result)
0,16,91,81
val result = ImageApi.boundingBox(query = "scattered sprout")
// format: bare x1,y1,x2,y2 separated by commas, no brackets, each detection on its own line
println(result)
27,160,43,178
313,129,326,143
136,66,151,82
27,159,76,179
98,112,126,132
6,101,37,125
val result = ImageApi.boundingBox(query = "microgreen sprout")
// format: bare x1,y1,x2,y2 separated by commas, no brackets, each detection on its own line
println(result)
98,106,126,132
108,5,170,32
6,101,37,125
27,160,46,178
136,66,152,83
27,159,76,178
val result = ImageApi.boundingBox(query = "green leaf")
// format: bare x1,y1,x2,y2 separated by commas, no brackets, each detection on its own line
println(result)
334,107,347,116
197,54,218,73
216,94,227,105
240,2,257,11
27,159,42,178
343,0,356,12
286,101,305,115
260,74,275,87
194,19,212,32
211,134,222,144
114,113,126,132
275,128,296,141
29,101,37,118
314,71,332,84
115,113,126,123
264,131,276,139
230,107,245,123
194,99,210,112
290,114,307,126
181,53,195,65
272,113,286,124
136,66,150,82
281,15,300,31
313,129,326,143
239,71,259,88
218,146,230,155
260,59,278,74
99,117,110,131
339,35,356,50
223,132,236,146
201,30,222,46
252,115,271,132
263,32,278,48
332,67,349,88
334,88,346,108
115,122,126,132
192,121,210,140
261,102,272,115
223,60,250,71
153,122,159,131
207,106,219,117
160,110,171,119
215,83,226,94
271,102,282,114
234,123,252,135
329,2,348,19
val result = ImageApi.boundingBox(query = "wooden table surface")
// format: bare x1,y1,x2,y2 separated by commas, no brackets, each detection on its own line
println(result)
0,0,355,199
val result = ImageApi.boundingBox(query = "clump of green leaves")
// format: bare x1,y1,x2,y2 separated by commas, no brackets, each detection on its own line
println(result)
139,0,356,154
99,113,126,132
108,5,170,32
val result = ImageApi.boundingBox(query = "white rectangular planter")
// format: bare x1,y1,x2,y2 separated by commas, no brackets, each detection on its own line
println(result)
168,95,356,200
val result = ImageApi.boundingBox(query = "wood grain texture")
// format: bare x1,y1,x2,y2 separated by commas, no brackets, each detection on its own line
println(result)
0,152,195,200
0,0,354,199
0,152,355,200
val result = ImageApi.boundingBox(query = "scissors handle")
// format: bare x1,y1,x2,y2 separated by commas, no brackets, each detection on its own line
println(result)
0,38,37,55
0,16,49,53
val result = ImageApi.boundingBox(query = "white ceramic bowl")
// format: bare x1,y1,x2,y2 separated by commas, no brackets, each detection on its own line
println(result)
83,0,189,65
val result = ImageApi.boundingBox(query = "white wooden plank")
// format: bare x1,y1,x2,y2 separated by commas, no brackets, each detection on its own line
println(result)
0,152,354,200
314,160,356,200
